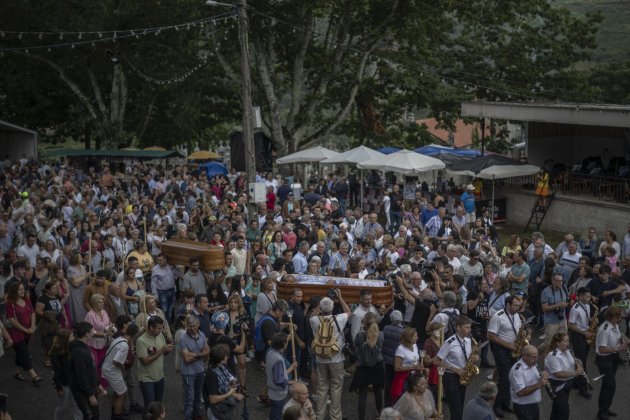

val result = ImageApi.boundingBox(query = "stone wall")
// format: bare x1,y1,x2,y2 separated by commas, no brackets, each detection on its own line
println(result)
498,187,630,239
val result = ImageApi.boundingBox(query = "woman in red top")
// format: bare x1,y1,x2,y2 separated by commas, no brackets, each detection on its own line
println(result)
5,282,44,383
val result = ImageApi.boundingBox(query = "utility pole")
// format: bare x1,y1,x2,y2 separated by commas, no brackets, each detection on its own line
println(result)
236,0,257,222
207,0,258,221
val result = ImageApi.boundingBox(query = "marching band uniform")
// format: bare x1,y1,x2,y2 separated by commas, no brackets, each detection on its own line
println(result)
487,308,522,415
567,301,593,395
595,320,623,420
436,333,472,420
544,348,575,420
509,358,543,420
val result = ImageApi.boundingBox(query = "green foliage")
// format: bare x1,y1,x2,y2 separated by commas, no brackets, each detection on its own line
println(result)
0,0,602,154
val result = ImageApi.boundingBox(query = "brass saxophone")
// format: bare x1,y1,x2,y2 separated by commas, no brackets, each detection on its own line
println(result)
586,306,599,346
512,315,529,359
459,337,480,385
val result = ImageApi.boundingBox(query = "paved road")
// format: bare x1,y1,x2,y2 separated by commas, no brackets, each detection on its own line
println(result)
1,332,629,419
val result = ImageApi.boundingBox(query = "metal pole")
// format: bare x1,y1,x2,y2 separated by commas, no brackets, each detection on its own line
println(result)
236,0,257,222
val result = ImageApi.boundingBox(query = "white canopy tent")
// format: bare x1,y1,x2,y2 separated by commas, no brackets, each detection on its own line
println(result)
276,145,339,164
276,146,340,191
320,145,385,205
358,149,445,174
447,156,540,221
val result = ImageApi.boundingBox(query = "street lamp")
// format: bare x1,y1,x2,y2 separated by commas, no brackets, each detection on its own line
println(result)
206,0,257,221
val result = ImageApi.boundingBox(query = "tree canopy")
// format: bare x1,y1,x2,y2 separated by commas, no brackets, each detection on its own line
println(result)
0,0,603,153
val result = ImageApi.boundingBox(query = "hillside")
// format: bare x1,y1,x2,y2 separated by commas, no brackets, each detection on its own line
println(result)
555,0,630,62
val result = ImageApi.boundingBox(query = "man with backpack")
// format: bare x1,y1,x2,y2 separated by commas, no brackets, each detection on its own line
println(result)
431,291,461,339
310,290,351,420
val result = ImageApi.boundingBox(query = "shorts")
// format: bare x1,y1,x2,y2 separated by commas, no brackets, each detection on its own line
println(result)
465,212,476,224
103,371,127,396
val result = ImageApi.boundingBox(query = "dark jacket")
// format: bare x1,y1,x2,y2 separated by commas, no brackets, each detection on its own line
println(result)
51,353,72,391
382,323,404,365
68,340,99,397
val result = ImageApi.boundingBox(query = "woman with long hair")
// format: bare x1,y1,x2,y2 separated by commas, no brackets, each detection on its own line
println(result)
598,230,620,258
579,227,598,261
390,327,424,404
266,231,287,265
5,282,43,383
67,252,89,326
350,312,385,420
422,323,445,403
207,283,228,315
226,293,249,388
32,256,49,297
501,234,522,257
84,293,113,385
50,329,82,420
121,266,143,318
393,373,438,420
544,332,583,420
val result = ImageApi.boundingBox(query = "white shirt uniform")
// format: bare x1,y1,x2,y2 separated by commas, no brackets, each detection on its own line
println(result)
568,302,590,332
487,310,522,345
544,348,575,385
437,334,472,370
595,321,622,356
510,359,542,405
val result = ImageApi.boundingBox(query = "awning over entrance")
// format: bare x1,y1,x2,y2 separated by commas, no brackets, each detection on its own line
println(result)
461,101,630,128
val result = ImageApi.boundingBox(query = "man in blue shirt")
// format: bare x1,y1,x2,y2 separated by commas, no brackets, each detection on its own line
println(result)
292,241,309,274
540,274,568,349
460,184,476,226
421,202,438,227
178,315,210,420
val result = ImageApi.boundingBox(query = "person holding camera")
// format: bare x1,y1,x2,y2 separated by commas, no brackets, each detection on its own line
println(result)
466,277,492,368
225,294,251,387
205,344,245,420
540,274,569,350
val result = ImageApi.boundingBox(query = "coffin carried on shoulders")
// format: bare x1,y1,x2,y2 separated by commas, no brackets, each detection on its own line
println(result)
161,239,225,271
276,274,393,306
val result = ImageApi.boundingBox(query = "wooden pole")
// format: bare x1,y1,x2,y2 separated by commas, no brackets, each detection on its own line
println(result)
288,311,297,380
437,328,444,419
88,231,92,275
143,218,148,245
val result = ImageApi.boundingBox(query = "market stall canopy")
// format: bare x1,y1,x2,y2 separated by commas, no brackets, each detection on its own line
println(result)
187,150,220,160
446,154,539,179
415,145,481,158
430,152,470,166
41,148,182,159
357,149,445,174
376,146,401,155
276,145,339,164
143,146,167,151
320,145,384,164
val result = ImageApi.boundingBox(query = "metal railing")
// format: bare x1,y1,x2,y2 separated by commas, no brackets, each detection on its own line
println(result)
498,172,630,203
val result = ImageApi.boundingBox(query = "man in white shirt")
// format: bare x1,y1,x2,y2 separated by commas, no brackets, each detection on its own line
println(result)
17,233,39,267
509,345,549,420
350,289,382,341
310,292,351,420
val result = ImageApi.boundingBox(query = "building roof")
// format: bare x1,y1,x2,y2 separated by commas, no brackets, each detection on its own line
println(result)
0,120,37,136
461,101,630,128
417,118,487,148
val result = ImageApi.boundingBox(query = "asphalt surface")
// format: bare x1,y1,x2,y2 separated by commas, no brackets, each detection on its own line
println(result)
1,332,629,420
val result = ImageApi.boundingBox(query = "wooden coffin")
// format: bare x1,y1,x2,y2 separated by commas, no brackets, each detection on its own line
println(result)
277,275,393,306
161,239,225,271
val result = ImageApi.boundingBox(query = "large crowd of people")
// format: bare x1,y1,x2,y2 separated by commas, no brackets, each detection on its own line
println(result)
0,156,629,420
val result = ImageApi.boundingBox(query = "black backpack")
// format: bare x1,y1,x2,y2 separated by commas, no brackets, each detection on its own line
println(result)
443,309,459,339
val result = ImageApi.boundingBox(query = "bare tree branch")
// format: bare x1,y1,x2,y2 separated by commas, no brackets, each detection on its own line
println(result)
286,13,315,134
28,54,99,121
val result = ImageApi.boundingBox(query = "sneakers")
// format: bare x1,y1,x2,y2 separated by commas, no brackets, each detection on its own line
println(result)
538,334,546,340
247,350,255,359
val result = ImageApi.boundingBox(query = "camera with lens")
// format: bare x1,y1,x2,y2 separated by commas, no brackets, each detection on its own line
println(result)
327,288,338,299
232,315,251,335
555,308,565,320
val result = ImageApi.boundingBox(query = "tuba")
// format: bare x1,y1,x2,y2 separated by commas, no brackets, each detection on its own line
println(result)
512,314,529,359
459,337,480,385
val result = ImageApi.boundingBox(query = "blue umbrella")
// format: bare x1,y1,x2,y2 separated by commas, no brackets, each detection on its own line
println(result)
376,147,401,155
199,162,228,179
